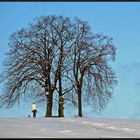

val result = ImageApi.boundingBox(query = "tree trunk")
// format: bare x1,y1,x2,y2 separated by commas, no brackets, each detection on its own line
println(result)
58,44,64,117
78,88,82,117
58,96,64,117
58,75,64,117
45,89,53,117
45,96,52,117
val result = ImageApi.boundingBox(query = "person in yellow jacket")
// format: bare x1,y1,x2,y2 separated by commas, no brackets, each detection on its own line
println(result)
31,103,37,118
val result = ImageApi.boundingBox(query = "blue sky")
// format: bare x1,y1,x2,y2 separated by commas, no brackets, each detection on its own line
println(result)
0,2,140,119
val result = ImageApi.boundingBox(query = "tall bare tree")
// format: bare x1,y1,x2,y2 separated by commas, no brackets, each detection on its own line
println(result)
0,15,117,118
67,18,117,117
48,15,75,117
0,15,75,117
0,15,62,117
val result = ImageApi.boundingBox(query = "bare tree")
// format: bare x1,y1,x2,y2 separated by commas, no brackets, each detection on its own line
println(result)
0,15,62,117
0,15,75,117
68,18,117,117
48,15,75,117
0,15,117,118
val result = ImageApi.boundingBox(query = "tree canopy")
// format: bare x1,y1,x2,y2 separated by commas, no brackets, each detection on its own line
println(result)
0,15,117,117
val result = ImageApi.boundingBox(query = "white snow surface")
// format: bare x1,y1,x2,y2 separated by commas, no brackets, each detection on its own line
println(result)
0,117,140,138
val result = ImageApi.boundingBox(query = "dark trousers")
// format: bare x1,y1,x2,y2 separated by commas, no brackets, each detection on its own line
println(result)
32,110,37,118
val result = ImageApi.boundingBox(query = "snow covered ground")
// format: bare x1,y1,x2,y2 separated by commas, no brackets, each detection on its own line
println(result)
0,117,140,138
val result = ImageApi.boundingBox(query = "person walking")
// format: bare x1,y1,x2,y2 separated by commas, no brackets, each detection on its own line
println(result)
31,102,37,118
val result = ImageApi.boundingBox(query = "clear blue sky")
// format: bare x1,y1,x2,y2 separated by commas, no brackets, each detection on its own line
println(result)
0,2,140,119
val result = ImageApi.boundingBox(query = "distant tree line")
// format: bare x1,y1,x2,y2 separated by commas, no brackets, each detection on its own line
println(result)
0,15,117,117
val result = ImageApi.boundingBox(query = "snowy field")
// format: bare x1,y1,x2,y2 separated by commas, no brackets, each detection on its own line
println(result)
0,117,140,138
